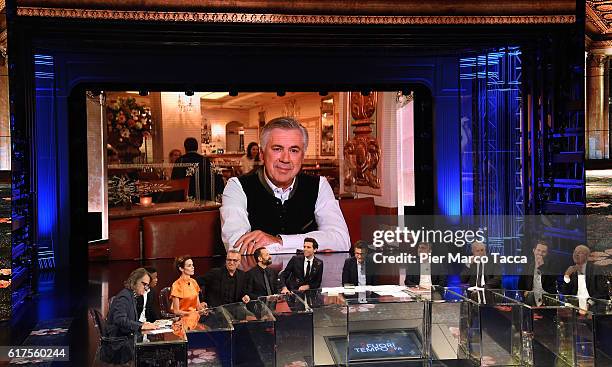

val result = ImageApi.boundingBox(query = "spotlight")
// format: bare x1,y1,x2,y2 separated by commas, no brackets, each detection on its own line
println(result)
319,91,328,96
185,90,194,96
139,90,149,96
361,89,371,97
277,91,286,97
229,90,238,97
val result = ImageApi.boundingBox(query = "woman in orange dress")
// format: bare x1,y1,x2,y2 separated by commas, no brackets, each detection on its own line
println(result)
170,255,207,317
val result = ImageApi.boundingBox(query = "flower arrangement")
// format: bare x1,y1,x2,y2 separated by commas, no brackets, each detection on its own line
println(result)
106,97,152,162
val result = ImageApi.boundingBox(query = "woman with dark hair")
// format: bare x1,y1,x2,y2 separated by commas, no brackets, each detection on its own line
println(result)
102,268,157,364
170,255,207,316
239,142,260,175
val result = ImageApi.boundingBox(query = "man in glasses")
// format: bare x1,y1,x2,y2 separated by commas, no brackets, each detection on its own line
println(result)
136,266,161,322
197,249,250,307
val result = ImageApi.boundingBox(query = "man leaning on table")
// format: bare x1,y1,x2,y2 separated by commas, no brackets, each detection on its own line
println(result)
561,245,607,299
220,116,350,254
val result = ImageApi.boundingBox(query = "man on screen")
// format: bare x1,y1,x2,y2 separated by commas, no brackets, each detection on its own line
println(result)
171,137,212,201
220,117,350,254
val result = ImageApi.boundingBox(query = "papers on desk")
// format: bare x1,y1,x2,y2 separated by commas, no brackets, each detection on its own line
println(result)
145,326,173,335
154,319,173,327
321,285,409,298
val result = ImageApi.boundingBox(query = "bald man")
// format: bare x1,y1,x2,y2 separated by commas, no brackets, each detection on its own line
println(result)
561,245,607,299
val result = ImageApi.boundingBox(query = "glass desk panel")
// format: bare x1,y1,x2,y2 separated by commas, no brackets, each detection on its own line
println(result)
406,285,467,363
259,293,314,367
345,290,424,364
302,289,348,366
222,300,276,367
135,325,188,367
545,294,612,367
183,308,233,367
494,290,578,367
445,287,523,366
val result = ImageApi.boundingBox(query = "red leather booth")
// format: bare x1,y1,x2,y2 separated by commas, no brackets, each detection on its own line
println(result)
108,218,141,260
142,211,221,259
338,197,376,247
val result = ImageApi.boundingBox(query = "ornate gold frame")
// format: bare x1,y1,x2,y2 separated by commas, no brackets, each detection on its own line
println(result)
16,7,575,25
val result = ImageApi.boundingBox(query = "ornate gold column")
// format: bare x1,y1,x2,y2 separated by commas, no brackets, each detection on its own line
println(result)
586,52,609,159
344,92,381,190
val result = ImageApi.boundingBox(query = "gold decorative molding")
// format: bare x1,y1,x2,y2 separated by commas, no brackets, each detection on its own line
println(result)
0,30,6,66
590,39,612,51
16,7,576,25
344,92,381,191
587,53,608,68
587,2,610,34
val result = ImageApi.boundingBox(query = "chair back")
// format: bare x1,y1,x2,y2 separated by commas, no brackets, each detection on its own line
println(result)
93,308,107,336
159,286,173,318
88,308,102,342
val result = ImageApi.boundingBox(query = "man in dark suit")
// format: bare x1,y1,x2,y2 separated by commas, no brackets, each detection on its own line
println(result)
280,238,324,293
136,266,161,322
518,241,558,295
171,137,212,201
342,241,375,286
562,245,607,299
405,242,447,288
197,250,250,307
102,268,157,364
460,241,501,289
245,247,281,299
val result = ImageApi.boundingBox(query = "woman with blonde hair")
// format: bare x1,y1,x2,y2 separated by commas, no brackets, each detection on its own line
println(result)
165,148,182,179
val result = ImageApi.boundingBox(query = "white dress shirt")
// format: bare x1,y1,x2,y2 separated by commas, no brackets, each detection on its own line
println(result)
419,262,432,288
532,264,544,306
475,262,485,288
564,264,590,298
357,261,367,286
220,173,350,254
139,289,149,322
304,256,314,277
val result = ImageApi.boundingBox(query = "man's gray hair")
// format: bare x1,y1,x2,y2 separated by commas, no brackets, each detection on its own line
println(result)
260,117,308,151
227,249,241,256
471,241,486,250
124,267,150,291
